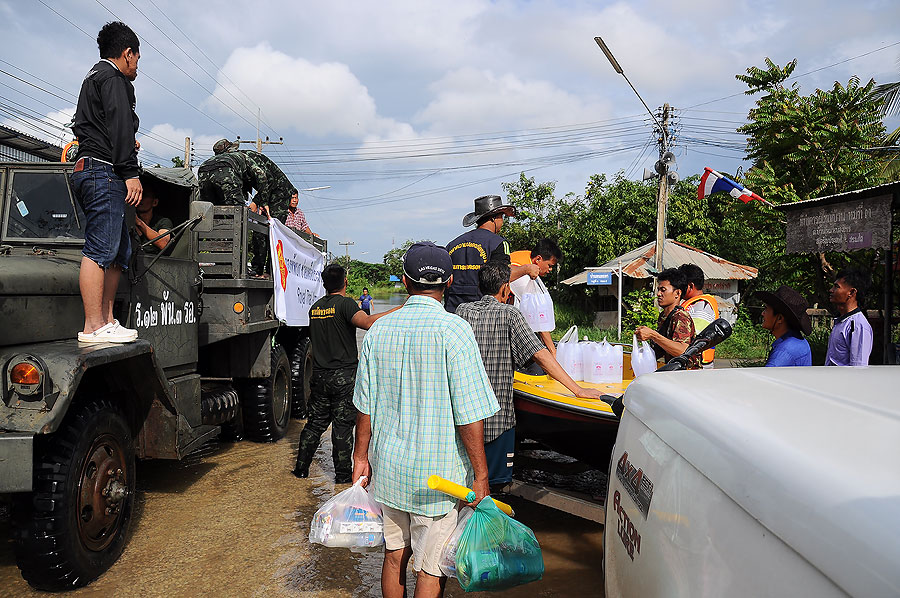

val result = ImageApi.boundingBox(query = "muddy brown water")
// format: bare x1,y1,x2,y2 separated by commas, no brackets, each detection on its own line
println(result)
2,294,606,596
1,421,605,597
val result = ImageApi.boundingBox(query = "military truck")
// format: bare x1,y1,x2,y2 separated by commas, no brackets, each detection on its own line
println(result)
0,162,324,590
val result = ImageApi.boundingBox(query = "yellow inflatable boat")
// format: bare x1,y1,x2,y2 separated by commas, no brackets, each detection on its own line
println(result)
512,352,633,468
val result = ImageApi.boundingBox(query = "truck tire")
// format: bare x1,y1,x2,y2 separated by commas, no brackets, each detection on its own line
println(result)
289,336,312,419
238,343,291,442
11,399,135,591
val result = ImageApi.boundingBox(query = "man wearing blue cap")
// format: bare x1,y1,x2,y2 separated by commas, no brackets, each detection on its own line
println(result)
352,242,499,598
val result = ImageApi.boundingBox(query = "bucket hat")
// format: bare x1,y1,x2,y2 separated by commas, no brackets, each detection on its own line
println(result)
753,285,812,336
462,195,516,227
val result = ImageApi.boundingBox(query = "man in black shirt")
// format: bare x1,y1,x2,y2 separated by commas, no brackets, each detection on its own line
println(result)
292,264,399,482
70,21,142,344
444,195,538,313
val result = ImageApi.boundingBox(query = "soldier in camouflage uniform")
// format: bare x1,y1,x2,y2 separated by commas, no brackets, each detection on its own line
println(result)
292,264,400,482
197,143,267,206
241,150,296,221
635,267,701,370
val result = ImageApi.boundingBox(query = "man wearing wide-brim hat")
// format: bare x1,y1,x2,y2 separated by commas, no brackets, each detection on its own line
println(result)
444,195,539,313
754,285,812,367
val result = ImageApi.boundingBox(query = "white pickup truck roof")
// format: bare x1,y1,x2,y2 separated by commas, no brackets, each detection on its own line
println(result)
625,366,900,597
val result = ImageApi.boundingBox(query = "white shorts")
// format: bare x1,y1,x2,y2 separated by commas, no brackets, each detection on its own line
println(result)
381,503,460,577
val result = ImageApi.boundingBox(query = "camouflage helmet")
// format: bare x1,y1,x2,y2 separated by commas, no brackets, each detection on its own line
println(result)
213,139,240,154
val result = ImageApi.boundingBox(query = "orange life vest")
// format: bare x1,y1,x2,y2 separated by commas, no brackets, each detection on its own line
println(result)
682,293,720,366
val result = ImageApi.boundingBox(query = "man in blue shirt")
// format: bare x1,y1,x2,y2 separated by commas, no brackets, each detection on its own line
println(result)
755,286,812,367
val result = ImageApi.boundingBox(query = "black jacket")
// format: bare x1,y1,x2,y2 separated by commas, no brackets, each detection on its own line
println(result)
73,61,140,179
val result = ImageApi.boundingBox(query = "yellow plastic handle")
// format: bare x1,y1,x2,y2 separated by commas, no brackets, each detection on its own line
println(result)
427,475,515,517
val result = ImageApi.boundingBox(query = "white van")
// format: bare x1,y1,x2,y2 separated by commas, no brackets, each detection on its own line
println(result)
605,366,900,597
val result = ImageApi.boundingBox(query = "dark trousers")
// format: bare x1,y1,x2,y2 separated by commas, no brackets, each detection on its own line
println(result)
294,367,357,477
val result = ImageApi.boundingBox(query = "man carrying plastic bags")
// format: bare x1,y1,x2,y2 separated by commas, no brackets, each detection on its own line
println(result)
352,243,500,598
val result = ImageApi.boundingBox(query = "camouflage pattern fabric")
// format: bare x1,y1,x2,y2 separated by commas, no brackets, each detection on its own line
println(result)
294,367,357,478
197,152,266,205
242,151,295,221
655,306,701,370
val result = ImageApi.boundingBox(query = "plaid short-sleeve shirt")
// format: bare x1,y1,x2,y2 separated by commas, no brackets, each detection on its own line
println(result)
456,296,545,442
284,207,309,231
353,295,499,517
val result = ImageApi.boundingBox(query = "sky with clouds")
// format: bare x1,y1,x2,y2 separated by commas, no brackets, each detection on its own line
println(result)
2,0,899,260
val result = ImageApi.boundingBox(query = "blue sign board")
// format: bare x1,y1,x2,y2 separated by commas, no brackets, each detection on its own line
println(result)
587,272,612,286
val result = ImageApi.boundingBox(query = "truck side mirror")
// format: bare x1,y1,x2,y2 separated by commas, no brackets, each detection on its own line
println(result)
190,201,214,233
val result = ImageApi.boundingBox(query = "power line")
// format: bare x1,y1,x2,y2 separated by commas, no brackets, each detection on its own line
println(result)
681,39,900,111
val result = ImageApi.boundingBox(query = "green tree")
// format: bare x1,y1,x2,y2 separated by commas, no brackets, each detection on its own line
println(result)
873,68,900,179
382,240,421,279
171,155,185,168
736,58,886,300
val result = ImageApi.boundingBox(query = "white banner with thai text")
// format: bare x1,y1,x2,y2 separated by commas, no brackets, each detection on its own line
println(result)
269,218,325,326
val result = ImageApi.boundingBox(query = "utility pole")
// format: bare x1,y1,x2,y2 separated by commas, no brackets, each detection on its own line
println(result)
184,136,192,169
237,109,283,152
339,241,355,266
655,104,670,272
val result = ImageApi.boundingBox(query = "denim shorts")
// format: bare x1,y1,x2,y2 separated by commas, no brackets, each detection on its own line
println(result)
70,159,131,270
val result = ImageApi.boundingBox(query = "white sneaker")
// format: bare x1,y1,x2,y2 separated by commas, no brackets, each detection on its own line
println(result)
112,320,139,341
77,322,137,344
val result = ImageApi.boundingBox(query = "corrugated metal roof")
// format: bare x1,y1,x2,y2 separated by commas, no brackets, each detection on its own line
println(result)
774,181,900,212
0,124,65,162
561,239,758,285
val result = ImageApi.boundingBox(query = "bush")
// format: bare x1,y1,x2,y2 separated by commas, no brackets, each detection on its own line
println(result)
622,289,657,331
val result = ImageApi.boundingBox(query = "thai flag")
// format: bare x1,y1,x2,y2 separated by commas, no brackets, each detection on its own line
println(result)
697,167,764,203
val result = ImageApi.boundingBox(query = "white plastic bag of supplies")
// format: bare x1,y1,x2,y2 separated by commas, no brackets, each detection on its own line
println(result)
583,341,606,383
630,335,658,377
438,507,475,578
309,476,384,551
556,326,584,381
517,277,555,333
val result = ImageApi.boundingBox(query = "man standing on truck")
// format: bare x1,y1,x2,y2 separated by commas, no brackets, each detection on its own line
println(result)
70,21,142,344
635,268,700,370
457,262,604,490
678,264,719,368
825,268,873,366
444,195,538,313
198,142,265,206
242,150,297,222
353,242,499,598
292,264,398,483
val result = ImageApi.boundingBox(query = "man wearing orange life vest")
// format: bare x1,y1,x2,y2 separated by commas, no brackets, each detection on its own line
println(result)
509,239,563,357
678,264,719,368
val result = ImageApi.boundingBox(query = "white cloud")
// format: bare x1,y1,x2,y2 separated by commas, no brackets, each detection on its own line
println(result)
0,107,73,148
208,43,414,141
416,67,611,134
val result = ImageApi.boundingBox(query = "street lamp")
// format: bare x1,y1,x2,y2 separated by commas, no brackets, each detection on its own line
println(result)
594,37,665,146
595,36,670,273
299,186,330,192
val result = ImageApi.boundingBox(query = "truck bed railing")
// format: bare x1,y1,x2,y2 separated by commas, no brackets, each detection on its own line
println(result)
195,206,327,279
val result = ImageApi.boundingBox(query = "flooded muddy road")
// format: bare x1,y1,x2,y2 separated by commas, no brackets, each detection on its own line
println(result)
1,421,604,597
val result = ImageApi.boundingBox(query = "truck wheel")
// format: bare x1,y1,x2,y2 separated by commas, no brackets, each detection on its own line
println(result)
11,399,135,591
289,336,312,418
238,343,292,442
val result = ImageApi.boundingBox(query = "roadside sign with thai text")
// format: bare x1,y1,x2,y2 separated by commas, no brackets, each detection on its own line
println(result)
587,272,612,285
785,194,892,253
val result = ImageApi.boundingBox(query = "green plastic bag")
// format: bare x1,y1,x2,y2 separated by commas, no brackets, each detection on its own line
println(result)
455,498,544,592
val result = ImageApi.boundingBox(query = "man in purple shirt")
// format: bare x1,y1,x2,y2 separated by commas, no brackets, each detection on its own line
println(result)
825,269,873,366
754,286,812,367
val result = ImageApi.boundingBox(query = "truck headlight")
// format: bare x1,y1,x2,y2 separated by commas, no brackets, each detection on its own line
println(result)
6,355,46,399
